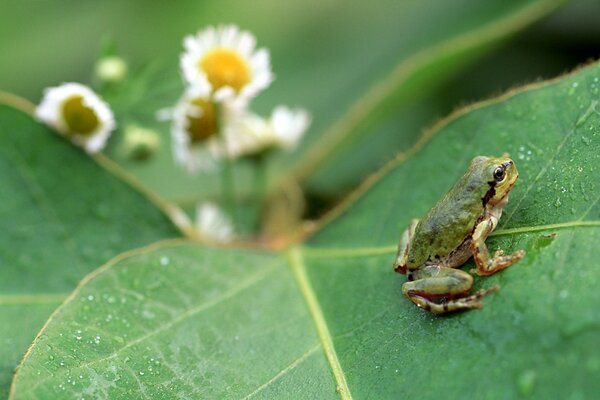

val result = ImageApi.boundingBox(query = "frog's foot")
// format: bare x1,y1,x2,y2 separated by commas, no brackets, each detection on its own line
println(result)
471,218,525,276
407,286,498,314
476,249,525,276
402,266,497,314
393,219,419,274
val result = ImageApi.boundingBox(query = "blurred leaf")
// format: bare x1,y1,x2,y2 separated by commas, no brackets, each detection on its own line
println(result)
283,0,566,197
11,58,600,399
0,104,181,397
99,0,565,207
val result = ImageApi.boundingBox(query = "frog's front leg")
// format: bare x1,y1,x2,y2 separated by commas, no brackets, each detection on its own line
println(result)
470,217,525,276
402,265,497,314
394,219,419,274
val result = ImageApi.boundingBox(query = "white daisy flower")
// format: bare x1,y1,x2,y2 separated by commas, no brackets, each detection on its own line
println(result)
223,106,311,159
180,24,273,106
195,201,234,242
171,86,223,173
36,82,115,153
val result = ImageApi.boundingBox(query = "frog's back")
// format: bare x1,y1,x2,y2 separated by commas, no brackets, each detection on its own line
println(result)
407,170,488,268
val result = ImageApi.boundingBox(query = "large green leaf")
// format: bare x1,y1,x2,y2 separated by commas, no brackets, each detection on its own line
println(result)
0,103,181,397
10,60,600,397
99,0,565,205
8,243,337,399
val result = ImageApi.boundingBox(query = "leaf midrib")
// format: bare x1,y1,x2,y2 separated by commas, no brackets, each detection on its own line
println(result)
287,246,352,400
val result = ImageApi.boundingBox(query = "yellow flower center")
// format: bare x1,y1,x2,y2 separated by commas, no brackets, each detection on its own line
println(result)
62,95,99,136
200,49,250,92
187,98,217,143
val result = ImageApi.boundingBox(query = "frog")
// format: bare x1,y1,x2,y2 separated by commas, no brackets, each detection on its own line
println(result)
393,155,525,314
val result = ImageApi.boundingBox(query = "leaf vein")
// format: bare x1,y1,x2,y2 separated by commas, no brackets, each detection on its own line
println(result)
20,259,280,395
242,343,321,400
287,246,352,399
304,220,600,258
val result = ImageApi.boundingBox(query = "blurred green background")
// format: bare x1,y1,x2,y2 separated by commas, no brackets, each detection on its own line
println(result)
1,0,599,221
2,0,599,101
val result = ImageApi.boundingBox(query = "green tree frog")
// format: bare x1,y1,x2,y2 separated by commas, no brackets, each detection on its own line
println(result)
393,155,525,314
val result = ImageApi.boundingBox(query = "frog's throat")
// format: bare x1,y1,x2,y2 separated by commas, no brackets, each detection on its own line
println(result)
483,176,517,208
482,181,497,207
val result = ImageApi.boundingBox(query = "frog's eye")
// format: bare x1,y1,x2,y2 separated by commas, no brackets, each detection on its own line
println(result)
493,166,506,182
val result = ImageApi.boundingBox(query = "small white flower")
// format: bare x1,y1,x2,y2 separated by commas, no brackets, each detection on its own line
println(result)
171,86,222,173
121,124,160,160
196,202,234,242
95,56,127,83
36,82,115,153
270,106,311,149
223,106,311,158
180,24,273,106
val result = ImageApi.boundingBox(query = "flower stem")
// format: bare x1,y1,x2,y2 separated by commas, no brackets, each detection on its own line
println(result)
254,153,268,201
220,153,236,229
216,103,236,229
249,151,270,232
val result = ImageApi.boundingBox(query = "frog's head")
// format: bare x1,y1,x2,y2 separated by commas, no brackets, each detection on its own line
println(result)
474,155,519,207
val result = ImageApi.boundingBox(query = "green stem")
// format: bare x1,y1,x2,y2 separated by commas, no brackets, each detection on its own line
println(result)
253,152,268,204
251,152,269,232
220,151,236,229
216,103,236,229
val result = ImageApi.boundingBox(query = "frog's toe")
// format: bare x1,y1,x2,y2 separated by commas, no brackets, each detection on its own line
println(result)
475,284,499,297
514,249,525,259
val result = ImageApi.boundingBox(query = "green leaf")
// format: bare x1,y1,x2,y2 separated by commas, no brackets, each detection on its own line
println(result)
10,60,600,397
103,0,565,205
9,243,338,399
0,103,181,397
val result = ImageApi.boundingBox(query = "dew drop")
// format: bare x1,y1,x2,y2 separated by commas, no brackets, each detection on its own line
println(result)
554,198,562,208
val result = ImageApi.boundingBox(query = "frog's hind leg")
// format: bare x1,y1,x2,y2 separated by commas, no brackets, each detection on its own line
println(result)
394,219,419,274
402,266,498,314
